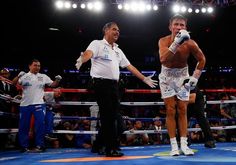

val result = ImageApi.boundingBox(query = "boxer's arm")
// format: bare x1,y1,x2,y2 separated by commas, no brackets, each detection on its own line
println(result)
159,30,190,64
185,41,206,90
50,75,62,87
159,38,175,64
12,71,25,85
191,41,206,79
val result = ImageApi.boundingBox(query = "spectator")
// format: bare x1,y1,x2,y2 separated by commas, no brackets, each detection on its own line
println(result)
75,120,92,149
12,59,62,152
126,120,149,146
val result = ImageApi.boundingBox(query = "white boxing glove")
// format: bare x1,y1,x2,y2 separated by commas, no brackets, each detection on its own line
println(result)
169,29,190,54
143,75,158,88
184,69,202,90
75,52,83,70
18,71,26,78
55,75,62,81
184,76,198,90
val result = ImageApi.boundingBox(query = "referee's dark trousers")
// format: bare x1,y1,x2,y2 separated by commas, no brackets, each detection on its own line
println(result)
93,78,120,152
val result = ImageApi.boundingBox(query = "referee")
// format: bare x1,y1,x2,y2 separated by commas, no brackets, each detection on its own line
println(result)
75,22,157,157
188,86,216,148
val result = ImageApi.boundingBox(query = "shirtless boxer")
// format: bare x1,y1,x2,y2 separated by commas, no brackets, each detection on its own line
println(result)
158,14,206,156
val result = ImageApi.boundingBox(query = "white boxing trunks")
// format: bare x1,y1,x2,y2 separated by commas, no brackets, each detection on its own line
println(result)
158,65,190,101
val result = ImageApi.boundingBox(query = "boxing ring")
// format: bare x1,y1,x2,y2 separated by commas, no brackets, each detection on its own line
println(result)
0,143,236,165
0,86,236,164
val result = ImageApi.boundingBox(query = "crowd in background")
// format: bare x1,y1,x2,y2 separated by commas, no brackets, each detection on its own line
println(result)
0,68,236,150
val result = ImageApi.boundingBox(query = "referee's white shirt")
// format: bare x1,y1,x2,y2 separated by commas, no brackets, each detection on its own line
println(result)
87,39,130,81
18,72,53,106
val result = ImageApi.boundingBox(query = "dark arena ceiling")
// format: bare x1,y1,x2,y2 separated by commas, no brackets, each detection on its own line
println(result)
2,0,236,71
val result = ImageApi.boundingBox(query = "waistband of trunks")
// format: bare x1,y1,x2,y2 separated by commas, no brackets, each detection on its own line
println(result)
161,65,189,77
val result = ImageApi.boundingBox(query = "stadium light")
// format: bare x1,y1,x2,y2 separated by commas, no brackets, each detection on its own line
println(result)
54,0,104,12
171,2,214,15
53,0,216,14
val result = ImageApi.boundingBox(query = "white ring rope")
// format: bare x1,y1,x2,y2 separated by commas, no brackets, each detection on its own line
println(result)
53,126,236,134
0,94,21,104
2,94,236,106
57,100,236,106
1,125,236,134
1,113,234,123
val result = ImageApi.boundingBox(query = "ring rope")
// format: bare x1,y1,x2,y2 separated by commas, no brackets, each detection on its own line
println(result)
0,76,14,85
53,126,236,134
1,125,236,134
0,112,234,123
54,116,236,122
2,76,236,93
0,111,19,118
56,100,236,106
0,94,21,104
0,76,22,89
2,96,236,106
53,116,236,122
45,88,236,93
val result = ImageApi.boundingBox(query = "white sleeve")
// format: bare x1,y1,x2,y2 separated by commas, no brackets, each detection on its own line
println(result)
86,40,99,58
119,49,130,68
18,77,22,85
44,74,53,86
18,73,28,85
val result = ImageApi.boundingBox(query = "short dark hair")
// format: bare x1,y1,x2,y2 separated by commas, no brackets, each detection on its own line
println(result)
169,14,187,24
29,59,40,65
102,22,117,34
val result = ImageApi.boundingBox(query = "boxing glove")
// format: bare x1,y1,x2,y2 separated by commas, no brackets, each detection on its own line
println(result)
184,76,198,90
184,69,202,90
169,29,190,54
55,75,62,82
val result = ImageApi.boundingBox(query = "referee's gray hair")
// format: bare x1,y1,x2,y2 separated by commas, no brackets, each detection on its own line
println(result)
102,22,117,34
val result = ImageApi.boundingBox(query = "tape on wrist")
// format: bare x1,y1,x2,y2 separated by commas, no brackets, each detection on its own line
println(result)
193,69,202,79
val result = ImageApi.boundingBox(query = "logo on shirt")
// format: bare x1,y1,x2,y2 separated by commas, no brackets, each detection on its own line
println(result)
103,46,109,53
37,76,44,82
22,82,32,87
115,51,120,58
102,46,112,61
25,76,31,80
104,54,109,59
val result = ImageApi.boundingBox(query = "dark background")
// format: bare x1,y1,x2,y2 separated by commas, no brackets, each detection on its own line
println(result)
2,0,236,74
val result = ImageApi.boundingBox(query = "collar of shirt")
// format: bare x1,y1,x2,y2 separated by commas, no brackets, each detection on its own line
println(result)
155,125,162,131
28,72,39,76
102,38,118,49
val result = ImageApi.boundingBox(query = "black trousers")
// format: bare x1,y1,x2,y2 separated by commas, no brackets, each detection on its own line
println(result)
188,98,214,142
93,78,121,151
